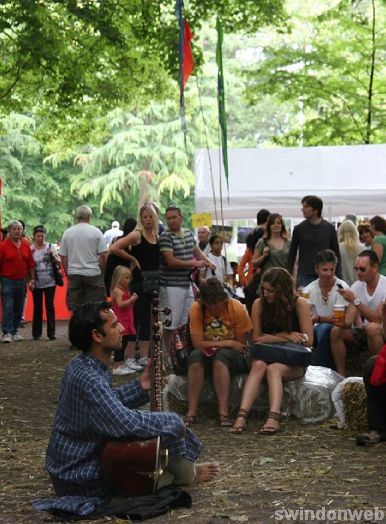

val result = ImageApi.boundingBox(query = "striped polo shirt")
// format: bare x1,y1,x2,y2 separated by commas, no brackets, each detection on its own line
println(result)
159,228,196,287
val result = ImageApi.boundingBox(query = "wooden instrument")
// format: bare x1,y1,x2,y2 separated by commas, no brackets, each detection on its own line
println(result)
101,291,171,496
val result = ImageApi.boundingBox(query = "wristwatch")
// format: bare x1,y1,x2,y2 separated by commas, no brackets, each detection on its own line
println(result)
353,298,361,307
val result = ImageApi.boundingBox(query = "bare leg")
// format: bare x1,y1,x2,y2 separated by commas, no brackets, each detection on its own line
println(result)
212,360,231,418
330,326,353,376
231,360,267,431
261,363,304,433
163,329,174,358
186,362,205,417
125,341,136,359
138,340,150,359
366,323,384,355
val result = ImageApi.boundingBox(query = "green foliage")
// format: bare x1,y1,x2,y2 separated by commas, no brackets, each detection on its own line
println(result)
245,0,386,145
53,102,196,213
0,0,286,142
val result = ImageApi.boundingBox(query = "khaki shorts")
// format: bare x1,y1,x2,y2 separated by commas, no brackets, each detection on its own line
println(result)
159,286,194,330
66,274,106,312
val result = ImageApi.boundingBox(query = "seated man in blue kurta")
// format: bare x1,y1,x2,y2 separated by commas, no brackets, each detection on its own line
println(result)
33,301,219,518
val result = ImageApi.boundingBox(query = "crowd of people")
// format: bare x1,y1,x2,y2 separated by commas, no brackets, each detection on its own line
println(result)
2,196,386,519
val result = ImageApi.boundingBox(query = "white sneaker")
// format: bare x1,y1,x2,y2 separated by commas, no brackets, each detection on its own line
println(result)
138,357,149,367
112,366,134,376
12,333,24,342
125,358,145,372
2,333,12,343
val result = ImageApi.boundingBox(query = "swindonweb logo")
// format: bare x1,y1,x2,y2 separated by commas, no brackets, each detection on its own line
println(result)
273,506,385,522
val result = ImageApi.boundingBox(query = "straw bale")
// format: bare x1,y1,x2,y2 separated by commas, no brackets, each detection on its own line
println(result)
340,381,367,431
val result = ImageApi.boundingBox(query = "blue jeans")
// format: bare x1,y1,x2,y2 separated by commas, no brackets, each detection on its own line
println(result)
312,323,335,369
1,277,26,335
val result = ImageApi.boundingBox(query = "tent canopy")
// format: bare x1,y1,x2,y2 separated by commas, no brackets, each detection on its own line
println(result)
195,144,386,220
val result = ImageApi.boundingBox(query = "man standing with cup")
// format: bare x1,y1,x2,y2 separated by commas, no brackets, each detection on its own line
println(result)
330,250,386,376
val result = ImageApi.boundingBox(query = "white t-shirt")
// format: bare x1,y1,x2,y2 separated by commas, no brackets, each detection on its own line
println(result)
31,243,57,289
60,223,107,276
202,253,232,283
104,227,123,246
304,277,349,316
351,275,386,324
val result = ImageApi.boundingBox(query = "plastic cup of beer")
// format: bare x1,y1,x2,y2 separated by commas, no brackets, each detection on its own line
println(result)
333,304,345,327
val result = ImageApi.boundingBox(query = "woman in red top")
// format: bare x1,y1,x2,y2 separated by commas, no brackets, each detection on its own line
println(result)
0,220,35,343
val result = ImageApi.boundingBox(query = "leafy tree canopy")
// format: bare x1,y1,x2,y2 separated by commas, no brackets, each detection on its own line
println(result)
0,0,286,142
245,0,386,145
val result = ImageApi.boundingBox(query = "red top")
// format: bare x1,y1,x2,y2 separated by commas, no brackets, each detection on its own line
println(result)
0,238,35,280
111,290,136,336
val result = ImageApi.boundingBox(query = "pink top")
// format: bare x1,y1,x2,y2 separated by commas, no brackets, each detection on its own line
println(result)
111,289,135,336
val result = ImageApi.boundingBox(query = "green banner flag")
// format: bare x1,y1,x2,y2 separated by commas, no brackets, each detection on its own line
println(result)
216,17,229,195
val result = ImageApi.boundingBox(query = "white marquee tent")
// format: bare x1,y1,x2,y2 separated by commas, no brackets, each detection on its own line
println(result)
195,144,386,220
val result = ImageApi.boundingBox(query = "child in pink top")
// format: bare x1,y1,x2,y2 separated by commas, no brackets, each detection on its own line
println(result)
110,266,138,374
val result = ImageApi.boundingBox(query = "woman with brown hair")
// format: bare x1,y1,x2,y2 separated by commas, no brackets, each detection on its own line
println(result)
231,268,313,435
358,223,374,250
252,213,290,272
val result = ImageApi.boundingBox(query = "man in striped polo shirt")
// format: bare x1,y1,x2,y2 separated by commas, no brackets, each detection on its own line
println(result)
159,206,215,356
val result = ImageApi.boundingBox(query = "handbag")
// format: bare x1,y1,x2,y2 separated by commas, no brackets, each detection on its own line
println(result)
49,244,64,287
250,342,312,367
246,239,268,295
141,269,160,293
169,324,192,376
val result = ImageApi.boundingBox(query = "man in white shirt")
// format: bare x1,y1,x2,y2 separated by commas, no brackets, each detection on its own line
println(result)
330,250,386,376
103,220,123,247
60,205,107,311
197,226,211,255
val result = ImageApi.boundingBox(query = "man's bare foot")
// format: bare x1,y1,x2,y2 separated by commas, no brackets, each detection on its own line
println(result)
194,462,220,483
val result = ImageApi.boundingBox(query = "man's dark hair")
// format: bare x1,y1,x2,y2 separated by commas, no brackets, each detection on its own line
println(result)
369,215,386,235
358,249,380,267
314,249,338,268
246,209,271,250
256,209,270,225
301,195,323,217
69,302,112,352
200,277,228,304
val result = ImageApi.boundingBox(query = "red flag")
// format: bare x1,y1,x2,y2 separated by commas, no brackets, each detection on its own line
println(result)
182,21,194,89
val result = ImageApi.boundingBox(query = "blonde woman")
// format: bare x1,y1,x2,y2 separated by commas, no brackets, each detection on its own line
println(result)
110,205,159,368
338,220,365,285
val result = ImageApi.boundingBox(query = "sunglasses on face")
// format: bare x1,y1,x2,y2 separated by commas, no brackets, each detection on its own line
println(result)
354,266,367,272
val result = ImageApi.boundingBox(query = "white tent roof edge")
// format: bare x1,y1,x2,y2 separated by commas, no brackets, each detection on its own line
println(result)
195,144,386,220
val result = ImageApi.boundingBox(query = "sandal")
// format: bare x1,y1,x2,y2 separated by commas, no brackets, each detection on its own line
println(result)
356,430,386,446
219,414,233,428
258,411,281,435
230,409,248,434
184,415,198,427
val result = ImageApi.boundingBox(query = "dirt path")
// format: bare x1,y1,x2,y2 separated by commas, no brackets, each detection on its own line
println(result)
0,321,385,523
